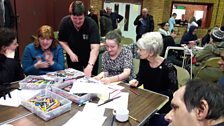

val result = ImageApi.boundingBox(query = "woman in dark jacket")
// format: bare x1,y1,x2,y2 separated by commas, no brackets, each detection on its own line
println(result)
180,25,199,48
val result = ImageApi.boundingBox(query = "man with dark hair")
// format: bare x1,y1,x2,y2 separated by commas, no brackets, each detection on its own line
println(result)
165,79,224,126
58,0,100,76
134,8,154,41
168,13,177,32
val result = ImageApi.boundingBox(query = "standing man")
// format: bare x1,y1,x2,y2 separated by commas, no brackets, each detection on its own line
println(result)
106,7,123,30
165,79,224,126
168,13,177,32
58,1,100,76
88,6,99,27
134,8,154,41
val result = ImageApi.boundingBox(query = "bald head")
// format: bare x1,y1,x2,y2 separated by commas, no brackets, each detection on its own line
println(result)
142,8,148,17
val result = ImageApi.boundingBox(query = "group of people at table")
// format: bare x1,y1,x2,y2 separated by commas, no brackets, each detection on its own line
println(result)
1,1,224,126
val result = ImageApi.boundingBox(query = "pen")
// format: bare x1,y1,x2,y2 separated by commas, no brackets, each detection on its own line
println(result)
129,115,140,123
129,88,140,96
98,96,121,107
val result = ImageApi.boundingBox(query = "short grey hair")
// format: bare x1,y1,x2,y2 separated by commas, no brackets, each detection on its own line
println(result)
137,32,163,56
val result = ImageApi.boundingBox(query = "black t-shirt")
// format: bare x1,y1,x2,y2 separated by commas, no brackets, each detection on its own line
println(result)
58,15,100,63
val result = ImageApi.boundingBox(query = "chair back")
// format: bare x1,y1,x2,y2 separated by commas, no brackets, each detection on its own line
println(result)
195,57,222,82
133,58,140,75
174,65,190,87
203,57,221,68
121,37,134,46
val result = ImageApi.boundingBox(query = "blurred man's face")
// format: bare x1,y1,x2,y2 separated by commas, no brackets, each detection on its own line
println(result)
71,14,85,29
165,86,198,126
106,7,112,15
142,9,148,17
174,15,177,19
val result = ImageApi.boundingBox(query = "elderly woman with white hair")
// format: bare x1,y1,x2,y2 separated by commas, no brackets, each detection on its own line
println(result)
129,32,178,113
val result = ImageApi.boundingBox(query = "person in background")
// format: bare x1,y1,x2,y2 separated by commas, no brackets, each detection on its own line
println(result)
22,25,64,75
193,26,224,82
88,6,98,27
201,28,212,47
158,22,170,37
196,18,202,27
165,79,224,126
168,13,177,32
180,14,188,27
134,8,154,41
106,7,123,30
161,29,178,57
187,16,198,32
180,25,200,48
94,30,135,84
100,9,113,37
58,1,100,76
0,28,24,84
129,32,178,113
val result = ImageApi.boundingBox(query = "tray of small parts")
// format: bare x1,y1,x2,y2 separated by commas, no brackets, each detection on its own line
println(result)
21,89,72,121
51,84,96,104
19,75,55,89
44,68,85,88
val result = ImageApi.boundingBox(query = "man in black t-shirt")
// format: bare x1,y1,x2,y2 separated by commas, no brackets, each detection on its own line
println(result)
58,1,100,76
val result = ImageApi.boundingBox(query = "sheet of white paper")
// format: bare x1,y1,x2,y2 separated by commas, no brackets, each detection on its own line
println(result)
107,84,124,94
69,82,109,94
63,111,107,126
83,102,105,116
0,89,41,107
0,89,20,107
98,92,129,110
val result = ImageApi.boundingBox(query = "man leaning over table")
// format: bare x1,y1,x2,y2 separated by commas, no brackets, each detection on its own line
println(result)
58,0,100,77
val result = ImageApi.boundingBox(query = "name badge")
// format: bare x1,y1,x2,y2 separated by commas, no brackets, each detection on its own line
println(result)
83,34,88,40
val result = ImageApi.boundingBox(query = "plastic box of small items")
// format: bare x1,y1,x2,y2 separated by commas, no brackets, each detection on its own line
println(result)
50,85,96,104
21,89,72,121
19,75,55,90
44,68,85,88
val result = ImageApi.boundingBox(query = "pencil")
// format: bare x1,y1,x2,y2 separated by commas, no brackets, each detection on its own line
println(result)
129,115,140,123
129,88,140,95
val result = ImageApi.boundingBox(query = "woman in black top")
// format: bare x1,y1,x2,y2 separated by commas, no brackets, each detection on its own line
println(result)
129,32,178,113
0,28,24,85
